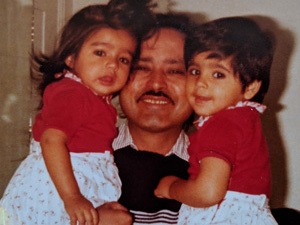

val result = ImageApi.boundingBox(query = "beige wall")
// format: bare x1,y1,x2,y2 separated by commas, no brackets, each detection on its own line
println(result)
0,0,33,196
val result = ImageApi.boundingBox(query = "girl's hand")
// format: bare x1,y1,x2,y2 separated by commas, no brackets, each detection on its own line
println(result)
64,194,98,225
96,202,133,225
154,176,180,199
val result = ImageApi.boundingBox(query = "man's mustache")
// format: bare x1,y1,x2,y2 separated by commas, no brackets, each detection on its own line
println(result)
141,90,174,104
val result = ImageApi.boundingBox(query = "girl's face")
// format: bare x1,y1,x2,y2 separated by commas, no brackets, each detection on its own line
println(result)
186,51,249,117
65,28,136,96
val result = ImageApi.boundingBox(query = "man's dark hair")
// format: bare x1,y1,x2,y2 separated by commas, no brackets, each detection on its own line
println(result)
154,13,192,37
32,0,155,104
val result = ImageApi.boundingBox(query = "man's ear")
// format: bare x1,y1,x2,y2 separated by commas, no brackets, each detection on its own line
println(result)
65,55,75,68
244,80,262,100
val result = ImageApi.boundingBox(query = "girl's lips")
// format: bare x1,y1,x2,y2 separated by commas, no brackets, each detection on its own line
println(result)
194,95,211,103
98,76,115,85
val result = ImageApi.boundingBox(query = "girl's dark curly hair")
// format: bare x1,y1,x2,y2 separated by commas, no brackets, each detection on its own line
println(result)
32,0,156,106
185,17,275,103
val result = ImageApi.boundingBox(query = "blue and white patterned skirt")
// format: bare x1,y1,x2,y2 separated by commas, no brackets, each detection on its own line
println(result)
178,191,278,225
0,140,121,225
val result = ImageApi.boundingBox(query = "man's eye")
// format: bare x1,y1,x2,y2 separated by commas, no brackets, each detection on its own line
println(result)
133,65,149,71
95,50,105,56
188,68,200,76
212,72,225,78
168,69,185,75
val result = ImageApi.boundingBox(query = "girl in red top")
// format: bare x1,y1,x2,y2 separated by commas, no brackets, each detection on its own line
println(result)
0,1,154,225
155,17,278,224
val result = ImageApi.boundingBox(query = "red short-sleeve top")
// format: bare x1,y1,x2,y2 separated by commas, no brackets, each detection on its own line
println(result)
188,106,271,197
32,78,117,153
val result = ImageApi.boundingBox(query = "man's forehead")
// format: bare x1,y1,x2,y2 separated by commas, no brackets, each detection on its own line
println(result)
142,28,185,49
139,28,185,64
138,55,184,65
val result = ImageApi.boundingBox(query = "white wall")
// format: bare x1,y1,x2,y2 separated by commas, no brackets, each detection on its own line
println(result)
70,0,300,210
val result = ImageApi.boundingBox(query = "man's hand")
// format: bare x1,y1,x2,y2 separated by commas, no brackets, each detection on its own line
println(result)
97,202,133,225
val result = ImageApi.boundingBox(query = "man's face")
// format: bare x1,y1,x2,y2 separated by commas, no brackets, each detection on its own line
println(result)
119,28,193,133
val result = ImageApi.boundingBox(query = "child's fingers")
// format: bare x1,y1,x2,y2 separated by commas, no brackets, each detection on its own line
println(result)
76,211,86,225
91,208,99,225
81,211,92,225
82,208,98,225
69,214,77,225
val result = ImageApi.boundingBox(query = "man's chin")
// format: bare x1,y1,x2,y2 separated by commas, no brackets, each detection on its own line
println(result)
137,118,175,132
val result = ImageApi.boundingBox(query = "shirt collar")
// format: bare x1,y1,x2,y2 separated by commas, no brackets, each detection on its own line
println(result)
194,100,267,128
113,122,189,161
64,70,112,103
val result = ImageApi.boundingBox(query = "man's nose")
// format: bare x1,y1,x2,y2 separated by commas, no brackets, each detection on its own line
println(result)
148,70,167,91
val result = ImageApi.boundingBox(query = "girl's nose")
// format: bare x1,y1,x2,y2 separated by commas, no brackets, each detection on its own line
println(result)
106,57,118,71
195,75,208,88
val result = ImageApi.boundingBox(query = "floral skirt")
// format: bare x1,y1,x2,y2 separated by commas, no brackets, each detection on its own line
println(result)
0,140,121,225
178,191,278,225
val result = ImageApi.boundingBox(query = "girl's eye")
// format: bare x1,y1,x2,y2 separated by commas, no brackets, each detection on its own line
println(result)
95,50,105,56
188,68,200,76
119,57,131,65
212,72,225,78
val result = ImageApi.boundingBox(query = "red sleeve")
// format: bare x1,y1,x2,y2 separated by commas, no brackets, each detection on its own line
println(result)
189,113,243,166
34,81,87,140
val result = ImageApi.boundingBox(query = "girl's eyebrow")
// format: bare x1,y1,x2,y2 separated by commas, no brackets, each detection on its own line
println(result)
215,63,231,74
206,52,233,73
90,41,135,56
206,52,223,59
189,58,232,74
90,41,109,47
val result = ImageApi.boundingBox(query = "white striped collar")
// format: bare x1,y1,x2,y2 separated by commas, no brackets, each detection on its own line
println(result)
113,122,189,161
194,101,266,128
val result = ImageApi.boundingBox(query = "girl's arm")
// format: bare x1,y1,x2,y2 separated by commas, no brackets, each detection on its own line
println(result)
41,128,98,225
154,157,230,208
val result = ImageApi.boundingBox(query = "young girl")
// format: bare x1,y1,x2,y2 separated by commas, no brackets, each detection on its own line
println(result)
0,1,154,224
154,17,278,225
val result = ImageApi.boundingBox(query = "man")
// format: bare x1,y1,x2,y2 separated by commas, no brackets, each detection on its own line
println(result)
98,13,194,225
